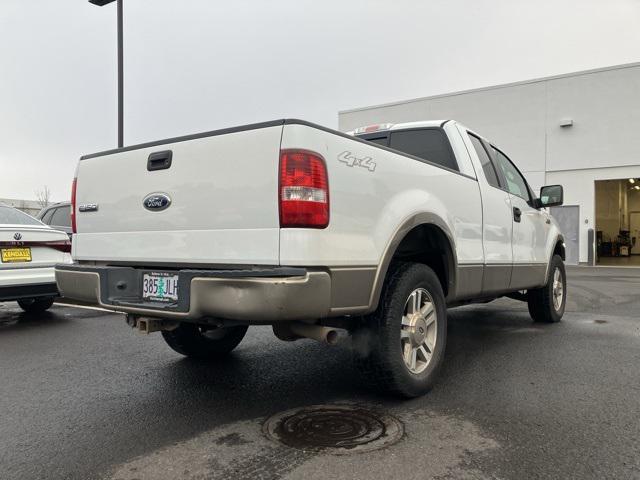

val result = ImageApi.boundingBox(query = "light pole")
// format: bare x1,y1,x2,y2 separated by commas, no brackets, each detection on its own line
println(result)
89,0,124,148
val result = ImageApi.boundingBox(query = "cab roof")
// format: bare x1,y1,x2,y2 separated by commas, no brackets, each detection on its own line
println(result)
346,120,451,136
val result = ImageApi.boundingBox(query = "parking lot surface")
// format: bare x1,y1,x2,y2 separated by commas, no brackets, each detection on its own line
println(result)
1,267,639,480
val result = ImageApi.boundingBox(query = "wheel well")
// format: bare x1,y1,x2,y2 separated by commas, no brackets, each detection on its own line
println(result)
553,239,566,261
390,224,455,297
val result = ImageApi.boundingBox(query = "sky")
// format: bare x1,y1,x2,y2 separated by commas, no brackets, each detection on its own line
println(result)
1,0,640,202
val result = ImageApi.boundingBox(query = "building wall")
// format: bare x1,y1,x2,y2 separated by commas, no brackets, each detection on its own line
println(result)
0,198,42,217
339,63,640,263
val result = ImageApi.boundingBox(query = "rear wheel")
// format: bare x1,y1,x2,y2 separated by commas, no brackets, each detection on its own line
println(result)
527,254,566,323
17,297,55,313
352,262,447,398
161,323,248,360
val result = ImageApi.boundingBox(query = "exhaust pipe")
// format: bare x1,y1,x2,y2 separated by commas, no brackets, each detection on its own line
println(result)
288,322,340,345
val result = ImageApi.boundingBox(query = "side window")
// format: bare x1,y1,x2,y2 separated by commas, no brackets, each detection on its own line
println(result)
50,206,71,228
389,129,459,171
41,208,54,224
468,133,500,188
491,148,531,201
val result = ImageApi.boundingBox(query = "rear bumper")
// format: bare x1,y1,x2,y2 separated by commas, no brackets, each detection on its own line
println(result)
0,266,59,301
55,264,331,323
0,282,58,302
0,266,56,287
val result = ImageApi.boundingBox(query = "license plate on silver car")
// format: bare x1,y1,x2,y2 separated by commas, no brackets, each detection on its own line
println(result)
142,272,179,302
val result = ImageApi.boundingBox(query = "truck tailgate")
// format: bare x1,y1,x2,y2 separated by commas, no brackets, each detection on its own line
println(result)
73,123,283,265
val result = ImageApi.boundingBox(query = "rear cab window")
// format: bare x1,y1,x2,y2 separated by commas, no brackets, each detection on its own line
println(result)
389,129,458,171
359,135,389,147
359,128,459,172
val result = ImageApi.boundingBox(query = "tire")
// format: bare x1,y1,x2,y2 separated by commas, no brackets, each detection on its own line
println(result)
527,254,566,323
161,322,248,360
352,262,447,398
17,297,55,313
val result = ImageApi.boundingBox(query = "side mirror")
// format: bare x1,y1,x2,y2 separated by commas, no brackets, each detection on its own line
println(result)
538,185,563,208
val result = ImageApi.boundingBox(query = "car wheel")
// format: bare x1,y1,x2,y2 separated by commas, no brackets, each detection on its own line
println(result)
352,262,447,398
527,254,566,323
161,322,248,360
17,297,55,313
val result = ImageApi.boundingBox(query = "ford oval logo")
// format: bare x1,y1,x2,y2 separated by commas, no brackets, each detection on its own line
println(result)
143,193,172,212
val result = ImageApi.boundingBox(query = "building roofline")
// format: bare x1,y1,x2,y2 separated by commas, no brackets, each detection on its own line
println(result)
339,60,640,114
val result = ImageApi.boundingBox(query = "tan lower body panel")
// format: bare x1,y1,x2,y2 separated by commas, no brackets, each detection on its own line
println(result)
56,265,379,323
56,267,333,323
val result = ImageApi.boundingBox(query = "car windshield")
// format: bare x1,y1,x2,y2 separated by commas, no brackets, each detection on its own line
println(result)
0,205,43,226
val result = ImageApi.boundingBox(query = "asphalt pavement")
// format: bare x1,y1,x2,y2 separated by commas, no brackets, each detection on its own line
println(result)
1,266,639,480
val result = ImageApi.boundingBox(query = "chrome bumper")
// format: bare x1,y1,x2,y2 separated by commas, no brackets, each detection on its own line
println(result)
55,264,331,323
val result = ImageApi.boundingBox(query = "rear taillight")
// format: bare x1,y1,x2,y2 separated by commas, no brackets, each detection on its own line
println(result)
71,177,77,234
45,240,72,253
279,149,329,228
7,240,72,253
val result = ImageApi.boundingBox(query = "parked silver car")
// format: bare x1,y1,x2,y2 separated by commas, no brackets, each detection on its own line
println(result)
37,201,72,238
0,204,72,312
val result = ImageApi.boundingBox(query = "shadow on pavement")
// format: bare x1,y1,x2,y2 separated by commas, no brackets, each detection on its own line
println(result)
0,309,72,332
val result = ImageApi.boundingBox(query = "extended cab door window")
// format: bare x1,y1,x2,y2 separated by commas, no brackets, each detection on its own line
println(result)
468,133,500,188
389,129,458,171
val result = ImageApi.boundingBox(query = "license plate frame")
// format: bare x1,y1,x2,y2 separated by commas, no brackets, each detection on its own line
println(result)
141,272,179,302
1,247,32,263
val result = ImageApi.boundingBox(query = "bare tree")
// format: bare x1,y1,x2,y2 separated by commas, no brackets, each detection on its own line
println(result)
35,185,51,209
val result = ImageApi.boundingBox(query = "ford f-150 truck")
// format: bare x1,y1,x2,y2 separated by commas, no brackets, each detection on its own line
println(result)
56,119,566,397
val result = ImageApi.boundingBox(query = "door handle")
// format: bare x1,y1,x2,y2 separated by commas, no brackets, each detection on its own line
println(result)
147,150,173,171
513,207,522,223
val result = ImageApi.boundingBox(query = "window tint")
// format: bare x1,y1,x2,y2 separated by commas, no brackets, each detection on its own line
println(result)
468,133,500,188
389,129,458,171
0,206,42,226
491,147,530,201
50,206,71,227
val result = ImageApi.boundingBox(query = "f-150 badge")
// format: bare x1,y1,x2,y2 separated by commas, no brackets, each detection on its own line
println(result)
338,151,377,172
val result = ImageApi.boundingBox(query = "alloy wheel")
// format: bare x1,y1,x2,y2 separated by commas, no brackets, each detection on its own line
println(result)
400,288,437,374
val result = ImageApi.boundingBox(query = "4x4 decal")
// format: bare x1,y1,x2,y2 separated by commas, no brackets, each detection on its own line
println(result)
338,151,377,172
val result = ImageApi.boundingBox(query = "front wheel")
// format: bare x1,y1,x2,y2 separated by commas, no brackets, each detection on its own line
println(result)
527,255,566,323
352,262,447,398
162,323,248,360
17,297,55,313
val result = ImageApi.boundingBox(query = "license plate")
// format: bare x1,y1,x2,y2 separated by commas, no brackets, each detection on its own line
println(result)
142,272,179,302
1,247,32,263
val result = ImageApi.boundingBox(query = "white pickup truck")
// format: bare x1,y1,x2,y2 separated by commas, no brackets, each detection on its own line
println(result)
56,119,566,397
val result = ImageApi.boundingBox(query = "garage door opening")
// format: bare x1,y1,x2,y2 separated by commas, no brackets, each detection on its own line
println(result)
595,178,640,266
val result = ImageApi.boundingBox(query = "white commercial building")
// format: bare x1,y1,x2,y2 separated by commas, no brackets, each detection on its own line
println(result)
339,62,640,266
0,198,42,217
